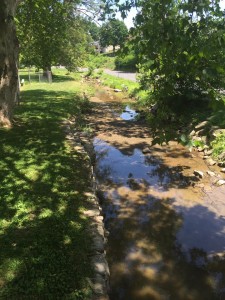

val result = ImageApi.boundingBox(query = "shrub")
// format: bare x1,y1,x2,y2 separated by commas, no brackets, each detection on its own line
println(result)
115,52,137,71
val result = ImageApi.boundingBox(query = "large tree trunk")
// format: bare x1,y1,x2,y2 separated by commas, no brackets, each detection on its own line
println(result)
0,0,19,127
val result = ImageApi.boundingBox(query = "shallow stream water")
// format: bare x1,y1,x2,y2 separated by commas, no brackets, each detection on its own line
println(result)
90,89,225,300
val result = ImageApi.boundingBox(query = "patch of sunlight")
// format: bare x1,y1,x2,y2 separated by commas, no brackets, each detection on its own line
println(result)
79,213,88,221
78,206,87,214
134,286,164,300
5,156,13,162
70,221,82,230
51,187,59,193
35,161,51,173
58,200,67,214
57,176,67,183
0,193,15,205
14,162,41,182
39,208,53,219
13,202,34,225
63,235,72,245
0,161,8,169
25,169,40,181
14,179,27,186
2,179,14,189
0,259,22,281
2,145,15,154
42,172,51,182
0,219,11,234
14,200,30,211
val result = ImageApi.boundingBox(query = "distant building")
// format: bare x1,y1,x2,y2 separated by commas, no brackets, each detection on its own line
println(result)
90,41,120,53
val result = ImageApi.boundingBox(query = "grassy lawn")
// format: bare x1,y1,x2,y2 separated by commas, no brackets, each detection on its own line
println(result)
0,74,94,299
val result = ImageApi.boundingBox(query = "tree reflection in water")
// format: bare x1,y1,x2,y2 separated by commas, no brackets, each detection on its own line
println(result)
94,138,225,300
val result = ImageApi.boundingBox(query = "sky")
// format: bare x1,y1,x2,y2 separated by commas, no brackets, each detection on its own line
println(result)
122,7,137,29
121,0,225,29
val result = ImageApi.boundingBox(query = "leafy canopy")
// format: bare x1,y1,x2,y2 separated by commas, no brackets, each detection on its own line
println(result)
16,0,96,70
133,0,225,107
100,19,128,50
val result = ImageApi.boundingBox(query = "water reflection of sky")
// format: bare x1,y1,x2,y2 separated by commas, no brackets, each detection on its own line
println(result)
176,204,225,256
94,138,171,189
120,106,139,121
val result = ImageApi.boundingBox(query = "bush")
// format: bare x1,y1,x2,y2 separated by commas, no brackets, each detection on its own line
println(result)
85,54,115,70
211,134,225,160
115,52,137,71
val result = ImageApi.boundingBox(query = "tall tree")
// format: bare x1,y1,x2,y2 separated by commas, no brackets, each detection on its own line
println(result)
134,0,225,111
16,0,81,72
0,0,20,127
100,19,128,51
58,17,92,71
84,19,100,41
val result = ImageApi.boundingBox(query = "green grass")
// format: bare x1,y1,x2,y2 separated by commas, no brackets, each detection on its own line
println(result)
0,76,94,298
211,133,225,159
97,73,139,96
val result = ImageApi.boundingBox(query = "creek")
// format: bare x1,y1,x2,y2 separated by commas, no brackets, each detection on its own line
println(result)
88,88,225,300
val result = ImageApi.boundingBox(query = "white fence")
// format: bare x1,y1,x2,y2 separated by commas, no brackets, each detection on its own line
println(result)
19,68,52,85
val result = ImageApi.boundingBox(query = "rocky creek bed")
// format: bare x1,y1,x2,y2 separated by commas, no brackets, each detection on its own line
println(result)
70,86,225,300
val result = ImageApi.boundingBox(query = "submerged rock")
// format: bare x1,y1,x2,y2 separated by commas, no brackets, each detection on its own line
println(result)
218,152,225,161
218,162,225,167
207,158,216,166
215,179,225,186
142,147,151,154
194,170,204,178
190,130,196,137
207,171,216,177
203,155,209,160
195,121,209,130
204,149,213,156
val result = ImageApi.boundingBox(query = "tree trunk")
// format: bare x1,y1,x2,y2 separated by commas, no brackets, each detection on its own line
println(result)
43,66,52,75
42,65,52,83
0,0,19,127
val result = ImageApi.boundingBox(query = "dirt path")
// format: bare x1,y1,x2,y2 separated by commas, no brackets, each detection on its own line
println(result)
88,87,225,300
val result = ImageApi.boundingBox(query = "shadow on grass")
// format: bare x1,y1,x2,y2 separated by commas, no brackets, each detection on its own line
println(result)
19,72,78,84
0,88,93,298
52,74,79,83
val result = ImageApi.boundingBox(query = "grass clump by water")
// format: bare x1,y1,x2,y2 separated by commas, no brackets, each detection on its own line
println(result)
0,74,94,299
95,72,139,96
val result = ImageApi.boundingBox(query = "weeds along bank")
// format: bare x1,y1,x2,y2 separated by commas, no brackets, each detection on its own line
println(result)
0,72,109,299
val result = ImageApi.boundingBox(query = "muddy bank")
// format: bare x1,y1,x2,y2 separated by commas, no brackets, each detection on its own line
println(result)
87,87,225,300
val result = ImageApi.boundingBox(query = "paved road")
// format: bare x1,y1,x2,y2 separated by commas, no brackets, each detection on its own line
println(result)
78,68,138,82
104,69,137,82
